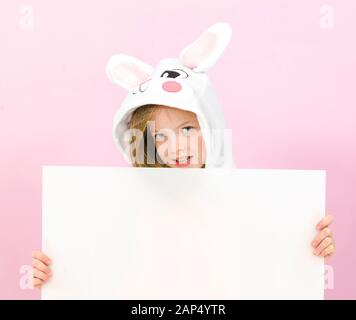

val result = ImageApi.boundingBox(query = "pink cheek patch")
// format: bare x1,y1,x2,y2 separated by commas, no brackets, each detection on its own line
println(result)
162,81,182,92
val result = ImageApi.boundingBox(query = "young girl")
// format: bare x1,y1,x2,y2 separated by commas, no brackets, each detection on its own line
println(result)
31,23,336,289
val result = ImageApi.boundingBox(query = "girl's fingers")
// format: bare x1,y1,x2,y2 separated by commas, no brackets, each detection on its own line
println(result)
313,236,333,256
33,277,43,288
311,227,332,248
32,250,52,266
33,268,50,282
325,253,335,260
316,214,334,231
32,259,51,275
320,244,336,258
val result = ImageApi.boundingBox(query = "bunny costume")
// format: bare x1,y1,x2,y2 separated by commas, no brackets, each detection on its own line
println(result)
106,23,235,168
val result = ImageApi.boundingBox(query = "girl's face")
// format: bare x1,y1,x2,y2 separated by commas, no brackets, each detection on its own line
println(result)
148,106,206,168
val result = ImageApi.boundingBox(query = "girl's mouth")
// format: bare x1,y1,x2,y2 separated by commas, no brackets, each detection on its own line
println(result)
175,156,192,167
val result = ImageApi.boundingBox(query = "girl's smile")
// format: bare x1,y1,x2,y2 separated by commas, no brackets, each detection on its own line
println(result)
174,155,193,167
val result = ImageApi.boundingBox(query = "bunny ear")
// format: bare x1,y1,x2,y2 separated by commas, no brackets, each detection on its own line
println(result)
106,54,154,91
179,22,232,73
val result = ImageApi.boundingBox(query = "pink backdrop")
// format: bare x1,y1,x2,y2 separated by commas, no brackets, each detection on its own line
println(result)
0,0,355,299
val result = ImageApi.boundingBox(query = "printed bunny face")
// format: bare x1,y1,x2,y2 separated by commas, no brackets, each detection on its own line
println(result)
106,23,232,94
128,59,200,97
117,58,210,111
134,66,190,95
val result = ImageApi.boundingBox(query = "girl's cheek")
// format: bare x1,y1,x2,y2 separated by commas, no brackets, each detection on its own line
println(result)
156,143,173,165
187,134,205,165
198,136,207,164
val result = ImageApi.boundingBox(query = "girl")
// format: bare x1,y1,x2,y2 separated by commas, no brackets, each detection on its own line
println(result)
32,23,335,288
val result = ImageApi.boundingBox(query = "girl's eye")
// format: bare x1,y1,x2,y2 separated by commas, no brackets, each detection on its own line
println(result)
181,126,195,135
155,133,166,141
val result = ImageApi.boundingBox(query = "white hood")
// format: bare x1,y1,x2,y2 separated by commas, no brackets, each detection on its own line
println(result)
106,22,236,168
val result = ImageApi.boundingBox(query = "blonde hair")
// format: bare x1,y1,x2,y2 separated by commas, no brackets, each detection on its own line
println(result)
128,104,170,168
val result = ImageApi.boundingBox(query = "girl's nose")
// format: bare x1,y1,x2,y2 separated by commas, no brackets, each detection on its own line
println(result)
170,135,189,158
162,81,182,92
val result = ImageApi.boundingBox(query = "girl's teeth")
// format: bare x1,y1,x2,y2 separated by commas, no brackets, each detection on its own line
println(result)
177,156,189,163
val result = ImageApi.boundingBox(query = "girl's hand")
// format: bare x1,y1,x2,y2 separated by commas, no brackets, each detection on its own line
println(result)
311,214,336,259
32,250,52,289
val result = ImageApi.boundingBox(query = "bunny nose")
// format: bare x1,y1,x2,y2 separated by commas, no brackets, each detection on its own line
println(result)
162,81,182,92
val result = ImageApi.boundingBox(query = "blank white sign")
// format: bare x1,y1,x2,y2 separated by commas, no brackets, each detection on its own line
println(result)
42,166,325,300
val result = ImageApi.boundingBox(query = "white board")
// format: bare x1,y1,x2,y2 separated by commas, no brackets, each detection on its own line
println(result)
42,166,325,299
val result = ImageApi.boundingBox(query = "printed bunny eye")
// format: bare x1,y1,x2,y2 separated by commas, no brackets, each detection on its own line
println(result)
135,78,152,94
160,69,189,79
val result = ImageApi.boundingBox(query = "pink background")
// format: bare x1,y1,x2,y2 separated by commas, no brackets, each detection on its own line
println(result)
0,0,355,299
